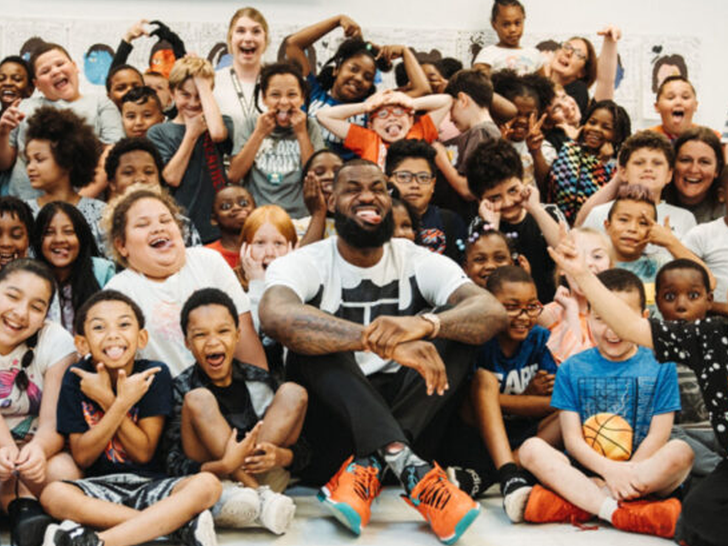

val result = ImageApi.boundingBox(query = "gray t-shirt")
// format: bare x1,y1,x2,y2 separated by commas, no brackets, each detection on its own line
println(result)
147,117,234,244
8,94,123,199
239,117,324,219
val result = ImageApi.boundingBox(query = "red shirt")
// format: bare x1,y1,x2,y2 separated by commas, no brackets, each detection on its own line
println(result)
205,240,239,269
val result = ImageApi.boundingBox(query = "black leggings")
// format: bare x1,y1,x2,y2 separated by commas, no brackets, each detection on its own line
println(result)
676,458,728,546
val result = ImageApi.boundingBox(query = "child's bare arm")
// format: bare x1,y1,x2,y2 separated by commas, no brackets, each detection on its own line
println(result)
285,15,360,77
411,93,453,128
630,412,674,463
378,45,431,98
115,414,165,464
79,145,112,198
593,26,621,102
196,76,227,142
0,102,22,170
291,110,315,166
499,394,553,417
432,142,475,200
521,185,562,248
644,213,717,290
491,93,518,123
33,353,77,458
574,170,624,227
548,231,654,348
69,399,132,468
315,102,367,140
228,111,277,183
161,118,207,187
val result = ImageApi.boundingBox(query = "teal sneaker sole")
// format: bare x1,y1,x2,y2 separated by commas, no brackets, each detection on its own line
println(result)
442,505,481,545
317,490,363,536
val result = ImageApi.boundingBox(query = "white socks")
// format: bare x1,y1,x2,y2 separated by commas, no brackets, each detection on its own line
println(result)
598,497,619,523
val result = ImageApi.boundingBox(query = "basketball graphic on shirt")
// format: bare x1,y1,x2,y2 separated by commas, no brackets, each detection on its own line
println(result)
582,412,634,461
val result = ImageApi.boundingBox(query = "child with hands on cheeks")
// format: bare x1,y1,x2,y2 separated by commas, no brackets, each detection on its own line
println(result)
229,62,324,220
0,259,78,546
43,290,222,546
468,138,563,302
294,149,343,247
146,56,232,244
164,288,307,534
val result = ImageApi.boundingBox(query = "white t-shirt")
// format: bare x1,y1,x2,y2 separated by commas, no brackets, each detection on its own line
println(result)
473,45,543,75
582,200,697,259
683,218,728,303
264,237,471,375
107,247,251,377
0,321,75,441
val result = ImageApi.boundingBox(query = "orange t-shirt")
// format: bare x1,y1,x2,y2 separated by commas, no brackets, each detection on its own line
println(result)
647,123,721,143
205,240,239,269
344,114,439,169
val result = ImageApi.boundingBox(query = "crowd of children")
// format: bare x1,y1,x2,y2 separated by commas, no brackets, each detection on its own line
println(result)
0,1,726,545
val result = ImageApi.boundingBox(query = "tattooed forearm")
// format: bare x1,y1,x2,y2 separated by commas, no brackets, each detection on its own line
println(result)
260,286,366,355
439,283,508,344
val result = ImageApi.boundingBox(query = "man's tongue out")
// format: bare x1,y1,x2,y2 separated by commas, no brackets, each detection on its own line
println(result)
356,209,382,224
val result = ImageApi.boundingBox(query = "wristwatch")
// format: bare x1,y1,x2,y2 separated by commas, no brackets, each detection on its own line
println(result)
420,313,441,339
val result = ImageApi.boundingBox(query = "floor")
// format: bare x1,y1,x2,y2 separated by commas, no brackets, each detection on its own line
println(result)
216,486,673,546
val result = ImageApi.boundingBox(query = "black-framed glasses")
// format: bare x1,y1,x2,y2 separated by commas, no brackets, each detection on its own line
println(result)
391,171,435,186
503,302,544,318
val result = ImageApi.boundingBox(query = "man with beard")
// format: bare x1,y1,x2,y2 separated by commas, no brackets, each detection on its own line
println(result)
259,159,507,544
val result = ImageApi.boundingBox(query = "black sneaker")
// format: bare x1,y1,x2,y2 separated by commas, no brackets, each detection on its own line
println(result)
8,498,54,546
42,521,102,546
445,466,492,498
169,510,217,546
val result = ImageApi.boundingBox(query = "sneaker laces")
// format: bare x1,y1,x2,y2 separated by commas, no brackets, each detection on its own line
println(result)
350,464,381,502
413,470,452,512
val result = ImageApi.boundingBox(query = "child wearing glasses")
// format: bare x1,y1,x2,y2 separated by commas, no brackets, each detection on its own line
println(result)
385,139,466,263
315,89,451,169
449,265,559,522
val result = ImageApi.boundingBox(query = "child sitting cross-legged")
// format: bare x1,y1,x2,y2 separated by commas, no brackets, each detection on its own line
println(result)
41,290,222,546
163,288,307,535
516,268,694,539
454,266,560,522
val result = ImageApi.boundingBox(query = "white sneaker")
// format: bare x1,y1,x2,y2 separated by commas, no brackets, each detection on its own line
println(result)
257,485,295,535
212,481,260,528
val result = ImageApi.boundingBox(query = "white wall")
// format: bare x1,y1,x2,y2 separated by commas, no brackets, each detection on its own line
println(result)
3,0,727,129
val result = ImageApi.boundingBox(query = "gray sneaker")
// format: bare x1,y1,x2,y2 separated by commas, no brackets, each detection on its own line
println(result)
170,510,217,546
257,486,295,535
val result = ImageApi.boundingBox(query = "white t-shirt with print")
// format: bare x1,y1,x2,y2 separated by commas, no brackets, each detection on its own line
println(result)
265,237,471,375
683,217,728,303
107,247,251,377
0,321,75,441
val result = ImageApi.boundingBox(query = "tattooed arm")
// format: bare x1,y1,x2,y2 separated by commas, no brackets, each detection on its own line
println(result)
259,285,366,355
439,282,508,344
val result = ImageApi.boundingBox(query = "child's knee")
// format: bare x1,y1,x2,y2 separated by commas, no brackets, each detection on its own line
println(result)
277,382,308,411
188,472,222,509
40,481,71,517
667,439,695,470
519,437,551,469
184,388,217,415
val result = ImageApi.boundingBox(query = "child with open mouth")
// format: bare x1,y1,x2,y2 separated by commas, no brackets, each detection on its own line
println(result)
229,62,325,221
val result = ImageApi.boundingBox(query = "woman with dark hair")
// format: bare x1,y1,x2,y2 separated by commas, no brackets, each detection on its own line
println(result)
32,202,115,333
663,126,726,224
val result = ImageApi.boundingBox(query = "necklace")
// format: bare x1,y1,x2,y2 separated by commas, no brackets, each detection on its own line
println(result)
230,68,257,119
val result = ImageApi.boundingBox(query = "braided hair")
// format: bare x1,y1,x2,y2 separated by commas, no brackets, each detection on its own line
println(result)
316,38,391,100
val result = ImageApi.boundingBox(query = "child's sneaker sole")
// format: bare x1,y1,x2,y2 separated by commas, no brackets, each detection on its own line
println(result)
442,506,481,545
192,510,217,546
503,485,532,523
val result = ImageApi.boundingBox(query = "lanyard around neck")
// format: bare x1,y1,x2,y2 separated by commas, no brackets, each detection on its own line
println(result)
230,68,258,118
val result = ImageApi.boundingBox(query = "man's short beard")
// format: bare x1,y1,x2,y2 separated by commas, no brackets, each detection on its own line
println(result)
334,209,394,249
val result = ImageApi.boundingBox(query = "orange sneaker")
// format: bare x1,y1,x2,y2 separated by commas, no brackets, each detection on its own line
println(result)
317,455,382,535
523,485,593,524
611,498,681,538
402,463,481,545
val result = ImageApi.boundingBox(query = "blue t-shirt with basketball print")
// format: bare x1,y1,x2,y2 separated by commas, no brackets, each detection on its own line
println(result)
551,346,680,452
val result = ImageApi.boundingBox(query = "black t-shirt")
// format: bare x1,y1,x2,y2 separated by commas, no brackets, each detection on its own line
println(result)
57,358,173,478
208,380,258,441
564,80,590,119
500,212,556,302
419,205,467,264
650,317,728,453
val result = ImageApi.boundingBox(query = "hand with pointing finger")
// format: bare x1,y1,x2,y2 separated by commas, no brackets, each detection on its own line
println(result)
116,367,161,410
71,363,114,410
643,212,676,249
